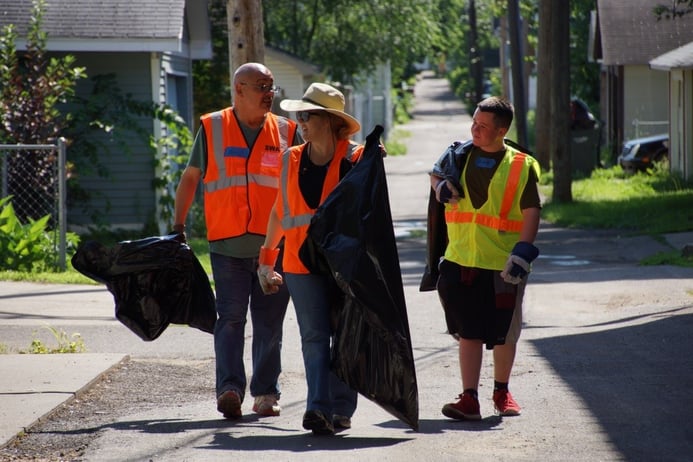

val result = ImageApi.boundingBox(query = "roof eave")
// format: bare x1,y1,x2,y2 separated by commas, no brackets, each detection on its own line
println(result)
14,38,184,53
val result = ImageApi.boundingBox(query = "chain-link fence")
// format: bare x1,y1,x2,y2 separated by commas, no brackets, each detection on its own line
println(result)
0,139,67,270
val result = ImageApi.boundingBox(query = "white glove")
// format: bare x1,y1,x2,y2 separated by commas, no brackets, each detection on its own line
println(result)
258,264,283,295
500,241,540,284
500,254,531,285
257,246,282,295
435,179,460,204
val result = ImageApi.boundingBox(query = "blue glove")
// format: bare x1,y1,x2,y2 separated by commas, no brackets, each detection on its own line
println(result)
501,241,540,284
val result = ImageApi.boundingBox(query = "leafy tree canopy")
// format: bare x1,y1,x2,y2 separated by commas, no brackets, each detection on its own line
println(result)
263,0,440,84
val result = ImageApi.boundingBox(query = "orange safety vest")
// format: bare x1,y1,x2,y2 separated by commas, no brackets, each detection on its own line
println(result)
276,140,363,274
444,146,540,270
201,108,297,241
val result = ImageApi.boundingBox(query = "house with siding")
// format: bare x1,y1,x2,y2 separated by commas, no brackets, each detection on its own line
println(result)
650,41,693,180
595,0,693,176
0,0,212,233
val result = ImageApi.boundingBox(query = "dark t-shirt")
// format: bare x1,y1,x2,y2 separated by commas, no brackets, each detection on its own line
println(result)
298,144,355,209
465,146,541,211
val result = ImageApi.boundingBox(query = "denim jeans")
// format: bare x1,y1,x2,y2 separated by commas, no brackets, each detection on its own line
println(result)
285,272,357,418
210,252,289,401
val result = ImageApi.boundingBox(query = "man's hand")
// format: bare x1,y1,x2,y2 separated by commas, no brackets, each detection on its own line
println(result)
435,179,460,204
257,246,282,295
501,241,540,284
171,223,187,243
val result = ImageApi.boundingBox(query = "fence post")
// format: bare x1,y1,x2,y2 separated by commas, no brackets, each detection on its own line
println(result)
58,137,67,271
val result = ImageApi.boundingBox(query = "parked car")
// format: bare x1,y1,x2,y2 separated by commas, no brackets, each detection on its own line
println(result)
618,133,669,173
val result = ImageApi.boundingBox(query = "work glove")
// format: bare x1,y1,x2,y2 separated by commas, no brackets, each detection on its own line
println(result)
435,179,460,204
257,246,283,295
170,224,187,244
501,241,540,285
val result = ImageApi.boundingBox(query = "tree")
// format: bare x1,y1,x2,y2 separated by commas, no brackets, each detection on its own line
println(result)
0,0,85,145
537,0,571,203
263,0,439,85
0,0,86,221
468,0,484,104
507,0,528,147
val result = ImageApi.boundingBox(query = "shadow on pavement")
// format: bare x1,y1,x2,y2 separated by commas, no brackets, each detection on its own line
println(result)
530,311,693,461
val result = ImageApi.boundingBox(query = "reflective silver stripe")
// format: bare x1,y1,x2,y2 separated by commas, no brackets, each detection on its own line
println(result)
210,111,225,177
205,175,247,192
205,113,291,193
345,142,357,161
279,148,313,230
248,172,279,188
281,212,313,230
277,116,290,152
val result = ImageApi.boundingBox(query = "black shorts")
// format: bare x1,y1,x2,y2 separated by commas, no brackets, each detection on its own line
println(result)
436,259,519,348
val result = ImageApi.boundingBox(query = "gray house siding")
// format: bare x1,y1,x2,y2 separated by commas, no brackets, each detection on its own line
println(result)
67,52,159,230
1,0,212,233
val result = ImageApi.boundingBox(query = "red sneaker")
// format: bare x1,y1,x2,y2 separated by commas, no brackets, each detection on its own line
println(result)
442,392,482,420
493,389,521,416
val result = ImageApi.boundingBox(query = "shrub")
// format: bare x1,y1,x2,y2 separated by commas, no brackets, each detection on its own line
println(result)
0,196,80,272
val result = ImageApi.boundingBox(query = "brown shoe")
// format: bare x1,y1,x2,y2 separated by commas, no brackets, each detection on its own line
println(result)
217,390,242,419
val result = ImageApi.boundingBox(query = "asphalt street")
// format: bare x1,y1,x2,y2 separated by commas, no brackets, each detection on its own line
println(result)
1,70,693,461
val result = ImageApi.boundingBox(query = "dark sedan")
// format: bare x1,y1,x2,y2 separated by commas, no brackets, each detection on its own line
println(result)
618,133,669,173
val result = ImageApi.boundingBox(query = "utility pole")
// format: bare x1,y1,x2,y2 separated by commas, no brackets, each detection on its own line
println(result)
227,0,265,97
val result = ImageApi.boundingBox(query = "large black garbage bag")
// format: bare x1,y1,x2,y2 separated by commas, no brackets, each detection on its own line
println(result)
300,125,419,430
71,234,216,341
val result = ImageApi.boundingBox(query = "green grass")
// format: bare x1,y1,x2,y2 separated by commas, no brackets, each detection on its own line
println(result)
0,238,213,285
384,128,411,156
540,165,693,267
2,165,692,284
540,165,693,234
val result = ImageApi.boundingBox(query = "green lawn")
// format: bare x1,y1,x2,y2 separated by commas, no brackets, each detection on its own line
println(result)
2,165,692,284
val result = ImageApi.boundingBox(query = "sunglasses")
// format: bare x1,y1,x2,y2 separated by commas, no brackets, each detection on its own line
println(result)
240,82,280,93
297,111,323,122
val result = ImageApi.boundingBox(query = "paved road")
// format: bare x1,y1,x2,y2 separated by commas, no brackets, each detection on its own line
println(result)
2,71,693,461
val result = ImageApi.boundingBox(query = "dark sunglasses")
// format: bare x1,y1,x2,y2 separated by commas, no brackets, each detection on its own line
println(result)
297,111,323,122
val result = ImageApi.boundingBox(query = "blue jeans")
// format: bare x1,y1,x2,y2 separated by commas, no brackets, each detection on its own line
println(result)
211,252,289,401
285,272,357,418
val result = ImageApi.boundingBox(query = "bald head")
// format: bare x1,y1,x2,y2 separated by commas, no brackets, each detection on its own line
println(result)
233,62,272,86
232,62,275,128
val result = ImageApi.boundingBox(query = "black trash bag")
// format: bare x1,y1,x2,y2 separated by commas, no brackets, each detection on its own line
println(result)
71,234,216,341
300,125,419,431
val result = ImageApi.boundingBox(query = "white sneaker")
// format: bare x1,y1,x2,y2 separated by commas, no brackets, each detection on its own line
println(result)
252,394,280,416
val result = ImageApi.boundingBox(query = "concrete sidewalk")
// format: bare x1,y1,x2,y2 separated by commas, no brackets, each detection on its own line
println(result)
2,71,693,460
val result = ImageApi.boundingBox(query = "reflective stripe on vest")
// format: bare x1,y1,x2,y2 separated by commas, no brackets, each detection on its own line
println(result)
445,153,527,233
201,109,296,241
204,113,291,193
279,143,359,231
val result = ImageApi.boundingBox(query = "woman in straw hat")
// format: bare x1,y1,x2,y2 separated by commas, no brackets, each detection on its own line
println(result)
257,82,364,435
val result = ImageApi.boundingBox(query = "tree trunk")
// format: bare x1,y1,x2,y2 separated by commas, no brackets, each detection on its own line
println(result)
227,0,265,84
468,0,484,104
547,0,572,203
535,1,551,170
508,0,527,148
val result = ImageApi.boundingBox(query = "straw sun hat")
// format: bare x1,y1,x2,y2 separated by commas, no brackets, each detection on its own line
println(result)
280,82,361,135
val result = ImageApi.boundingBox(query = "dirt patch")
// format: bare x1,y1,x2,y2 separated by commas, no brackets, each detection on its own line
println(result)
0,358,215,461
